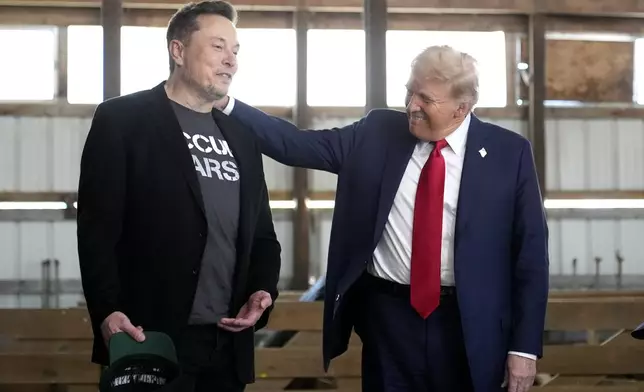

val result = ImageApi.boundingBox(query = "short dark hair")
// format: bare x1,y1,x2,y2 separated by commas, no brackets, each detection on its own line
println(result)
166,1,238,72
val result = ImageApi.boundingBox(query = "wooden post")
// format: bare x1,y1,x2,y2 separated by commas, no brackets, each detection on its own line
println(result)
101,0,122,101
291,9,311,290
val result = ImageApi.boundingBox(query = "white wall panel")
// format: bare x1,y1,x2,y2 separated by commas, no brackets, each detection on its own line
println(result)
547,118,644,191
0,221,78,281
617,119,644,190
0,217,643,290
0,218,294,282
0,116,295,193
548,218,644,275
307,216,644,280
0,118,18,191
2,115,643,194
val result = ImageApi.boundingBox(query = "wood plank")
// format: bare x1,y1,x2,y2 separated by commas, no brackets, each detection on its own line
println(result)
7,101,644,119
0,353,100,383
4,387,643,392
2,0,644,16
0,340,92,353
5,344,644,383
539,345,644,374
2,385,639,392
3,189,644,205
0,102,519,119
0,387,98,392
545,298,644,330
0,309,93,339
540,388,644,392
4,4,644,35
3,298,644,339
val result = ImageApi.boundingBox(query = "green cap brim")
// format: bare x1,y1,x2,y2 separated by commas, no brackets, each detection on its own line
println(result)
108,331,178,366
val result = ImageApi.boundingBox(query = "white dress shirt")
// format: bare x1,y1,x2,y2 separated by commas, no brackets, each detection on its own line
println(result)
368,115,470,286
222,99,535,361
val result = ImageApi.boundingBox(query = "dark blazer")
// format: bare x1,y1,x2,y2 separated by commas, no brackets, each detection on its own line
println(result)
228,100,549,391
77,82,281,384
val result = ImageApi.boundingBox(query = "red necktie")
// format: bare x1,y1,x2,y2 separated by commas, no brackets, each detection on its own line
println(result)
410,139,448,319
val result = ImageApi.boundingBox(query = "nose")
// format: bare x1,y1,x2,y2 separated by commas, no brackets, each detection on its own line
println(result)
222,49,236,68
407,94,421,112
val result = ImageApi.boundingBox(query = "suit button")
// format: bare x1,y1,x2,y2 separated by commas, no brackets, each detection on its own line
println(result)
192,269,198,275
335,294,341,301
199,232,204,238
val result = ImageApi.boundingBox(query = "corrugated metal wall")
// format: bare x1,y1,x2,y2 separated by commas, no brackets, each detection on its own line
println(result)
1,115,643,289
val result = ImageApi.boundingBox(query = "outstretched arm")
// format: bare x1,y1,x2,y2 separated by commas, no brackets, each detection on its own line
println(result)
223,98,364,174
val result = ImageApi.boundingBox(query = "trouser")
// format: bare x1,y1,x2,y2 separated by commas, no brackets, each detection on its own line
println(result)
353,273,474,392
169,324,245,392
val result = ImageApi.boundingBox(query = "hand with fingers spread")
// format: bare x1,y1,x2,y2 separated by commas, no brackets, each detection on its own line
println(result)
101,311,146,346
217,290,272,332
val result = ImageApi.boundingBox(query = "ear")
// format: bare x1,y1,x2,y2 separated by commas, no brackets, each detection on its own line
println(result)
454,101,469,118
168,39,185,68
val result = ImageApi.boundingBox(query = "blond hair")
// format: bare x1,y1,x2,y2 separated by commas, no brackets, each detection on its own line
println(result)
410,45,479,108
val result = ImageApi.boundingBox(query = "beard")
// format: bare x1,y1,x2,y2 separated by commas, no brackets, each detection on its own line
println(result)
201,83,227,102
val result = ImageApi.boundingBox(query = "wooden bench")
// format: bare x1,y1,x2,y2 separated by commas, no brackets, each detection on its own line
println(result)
3,293,644,391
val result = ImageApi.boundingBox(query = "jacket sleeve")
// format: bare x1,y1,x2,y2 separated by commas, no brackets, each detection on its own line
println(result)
509,139,550,358
77,102,126,332
229,99,364,174
246,150,282,330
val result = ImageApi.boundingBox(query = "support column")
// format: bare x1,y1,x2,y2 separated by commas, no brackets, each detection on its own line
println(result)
528,14,546,196
364,0,387,112
291,9,311,289
102,0,122,101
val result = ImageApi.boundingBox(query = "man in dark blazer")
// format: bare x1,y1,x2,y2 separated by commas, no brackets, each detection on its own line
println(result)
77,2,281,391
217,45,549,391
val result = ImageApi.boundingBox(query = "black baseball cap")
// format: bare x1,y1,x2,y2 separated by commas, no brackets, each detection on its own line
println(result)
99,331,182,391
632,322,644,340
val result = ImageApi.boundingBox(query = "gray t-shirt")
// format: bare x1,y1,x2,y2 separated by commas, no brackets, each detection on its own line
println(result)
170,100,240,325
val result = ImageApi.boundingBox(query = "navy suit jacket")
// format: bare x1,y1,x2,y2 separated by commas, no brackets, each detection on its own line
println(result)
229,100,549,390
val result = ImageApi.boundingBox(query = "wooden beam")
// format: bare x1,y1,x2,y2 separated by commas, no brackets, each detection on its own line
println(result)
4,6,644,35
528,13,546,196
3,297,644,339
0,6,295,27
10,102,644,119
0,102,523,118
291,8,311,290
9,344,644,382
364,0,387,112
2,190,644,204
3,0,644,16
55,27,68,101
101,0,122,100
0,6,529,31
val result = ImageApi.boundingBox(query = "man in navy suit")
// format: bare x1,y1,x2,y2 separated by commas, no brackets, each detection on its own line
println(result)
217,45,549,392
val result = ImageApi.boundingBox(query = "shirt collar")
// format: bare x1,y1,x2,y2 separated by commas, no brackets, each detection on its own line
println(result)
444,113,471,158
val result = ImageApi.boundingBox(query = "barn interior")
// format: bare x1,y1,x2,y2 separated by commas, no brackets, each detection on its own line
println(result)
1,0,644,390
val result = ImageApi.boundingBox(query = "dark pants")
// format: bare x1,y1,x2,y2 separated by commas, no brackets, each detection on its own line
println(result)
353,274,474,392
168,324,245,392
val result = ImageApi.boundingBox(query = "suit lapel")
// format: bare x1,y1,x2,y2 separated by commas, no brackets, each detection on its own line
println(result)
211,109,252,254
372,127,417,247
150,83,206,215
455,115,489,246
